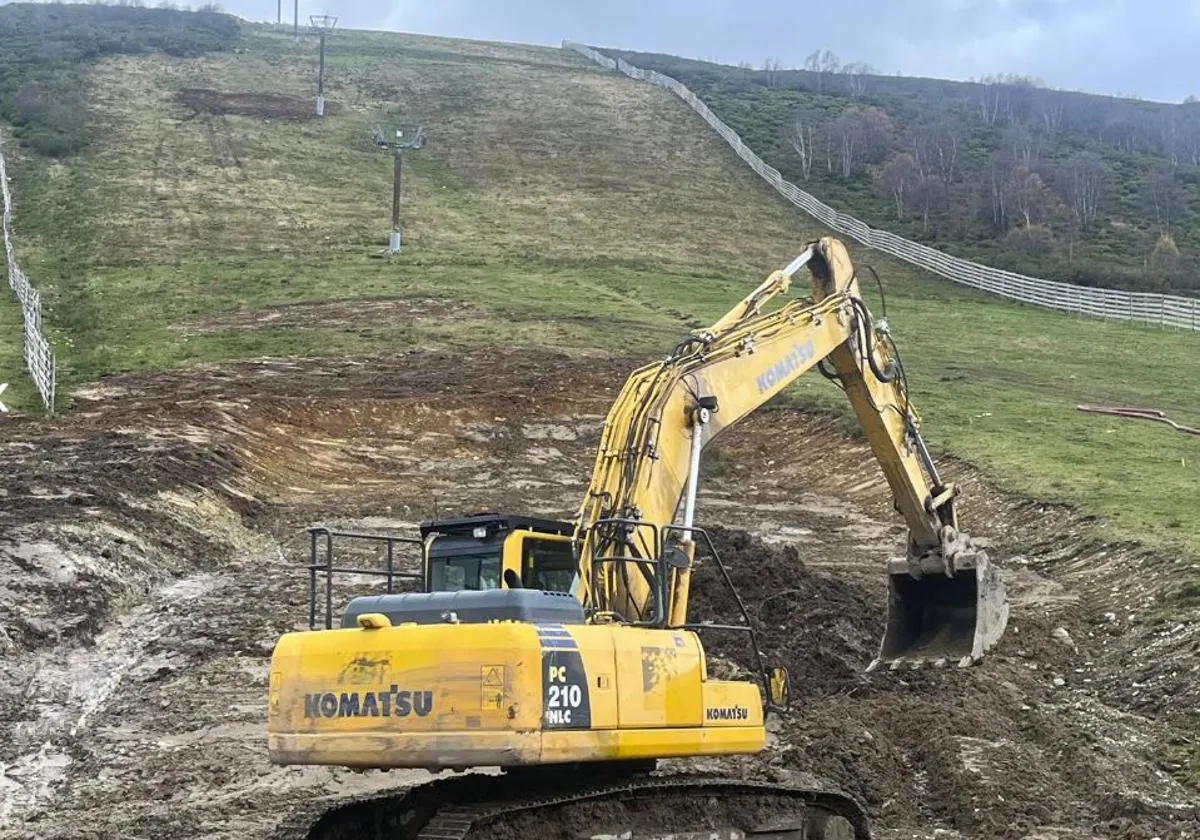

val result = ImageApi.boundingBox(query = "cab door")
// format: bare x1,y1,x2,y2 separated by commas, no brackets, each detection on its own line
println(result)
503,533,578,595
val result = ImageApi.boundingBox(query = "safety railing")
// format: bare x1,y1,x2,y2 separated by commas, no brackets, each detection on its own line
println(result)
1,130,56,414
306,526,424,630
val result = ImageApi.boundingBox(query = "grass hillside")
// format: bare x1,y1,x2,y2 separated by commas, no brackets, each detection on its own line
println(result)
1,8,1197,587
602,48,1200,296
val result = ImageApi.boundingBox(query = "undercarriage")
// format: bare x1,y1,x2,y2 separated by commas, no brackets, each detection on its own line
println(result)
283,767,871,840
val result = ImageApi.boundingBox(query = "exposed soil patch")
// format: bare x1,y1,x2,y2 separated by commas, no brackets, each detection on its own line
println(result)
1,349,1197,840
176,88,341,120
171,297,482,335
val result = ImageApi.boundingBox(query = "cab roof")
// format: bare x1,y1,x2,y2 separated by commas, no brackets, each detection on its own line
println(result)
418,512,574,540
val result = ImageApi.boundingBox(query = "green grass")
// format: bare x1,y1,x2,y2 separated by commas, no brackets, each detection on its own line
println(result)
778,285,1200,553
3,20,1199,570
1166,740,1200,789
0,292,41,412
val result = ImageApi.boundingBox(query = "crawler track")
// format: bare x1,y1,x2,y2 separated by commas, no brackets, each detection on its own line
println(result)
283,771,871,840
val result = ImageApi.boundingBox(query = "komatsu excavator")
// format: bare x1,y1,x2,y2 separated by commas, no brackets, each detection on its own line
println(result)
267,237,1008,840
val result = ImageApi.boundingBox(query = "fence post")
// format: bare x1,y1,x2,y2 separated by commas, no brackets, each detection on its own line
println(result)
0,128,57,415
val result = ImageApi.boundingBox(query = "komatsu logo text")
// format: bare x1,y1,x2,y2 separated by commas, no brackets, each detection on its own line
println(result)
756,339,816,393
706,705,750,721
304,686,433,719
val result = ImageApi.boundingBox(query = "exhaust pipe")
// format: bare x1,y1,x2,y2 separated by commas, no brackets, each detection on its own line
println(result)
867,540,1008,671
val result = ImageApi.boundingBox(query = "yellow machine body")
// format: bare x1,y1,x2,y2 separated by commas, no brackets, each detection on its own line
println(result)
267,238,1008,837
267,617,763,768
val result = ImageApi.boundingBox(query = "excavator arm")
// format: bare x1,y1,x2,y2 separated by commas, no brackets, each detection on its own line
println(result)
574,237,1007,669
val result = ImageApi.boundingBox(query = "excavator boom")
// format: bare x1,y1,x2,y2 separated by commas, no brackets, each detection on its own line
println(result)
575,237,1007,668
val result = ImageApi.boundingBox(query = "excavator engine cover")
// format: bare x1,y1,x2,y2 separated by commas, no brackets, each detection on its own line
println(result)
341,589,586,628
871,550,1008,670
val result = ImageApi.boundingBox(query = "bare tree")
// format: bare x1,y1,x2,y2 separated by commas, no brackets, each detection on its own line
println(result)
976,75,1004,124
1142,166,1185,230
833,106,893,178
1155,109,1181,167
1179,108,1200,165
1002,124,1043,165
1033,88,1064,133
1005,166,1065,229
803,50,822,90
910,119,959,183
841,61,875,98
1103,104,1142,153
804,49,841,92
1063,152,1106,232
911,174,949,233
985,152,1013,231
874,152,919,219
786,106,821,180
762,57,783,89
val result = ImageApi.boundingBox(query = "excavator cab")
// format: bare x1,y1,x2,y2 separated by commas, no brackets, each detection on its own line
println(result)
419,514,580,595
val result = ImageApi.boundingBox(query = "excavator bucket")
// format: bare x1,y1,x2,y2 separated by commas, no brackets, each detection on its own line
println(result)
868,551,1008,670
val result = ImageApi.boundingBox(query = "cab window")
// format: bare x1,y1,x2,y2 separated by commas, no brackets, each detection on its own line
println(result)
429,554,501,591
521,538,577,593
427,534,502,591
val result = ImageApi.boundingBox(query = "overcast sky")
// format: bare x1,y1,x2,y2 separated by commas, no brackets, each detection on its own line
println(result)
138,0,1200,102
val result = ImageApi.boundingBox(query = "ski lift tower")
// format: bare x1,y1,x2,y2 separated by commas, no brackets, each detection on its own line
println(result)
309,14,337,116
372,123,426,254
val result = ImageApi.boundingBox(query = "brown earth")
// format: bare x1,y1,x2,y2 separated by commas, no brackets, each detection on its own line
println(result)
1,349,1197,840
169,297,481,336
176,88,342,120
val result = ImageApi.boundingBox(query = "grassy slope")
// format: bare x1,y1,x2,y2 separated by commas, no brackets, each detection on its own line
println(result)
4,24,1199,571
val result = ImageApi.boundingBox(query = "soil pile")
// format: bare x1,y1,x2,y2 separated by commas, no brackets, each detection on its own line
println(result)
691,525,882,697
688,527,1198,839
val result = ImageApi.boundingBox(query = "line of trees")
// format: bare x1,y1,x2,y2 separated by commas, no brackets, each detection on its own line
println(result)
784,101,1196,267
743,48,1200,166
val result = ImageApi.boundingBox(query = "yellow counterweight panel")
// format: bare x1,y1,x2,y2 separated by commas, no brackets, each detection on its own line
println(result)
267,621,543,738
267,620,768,769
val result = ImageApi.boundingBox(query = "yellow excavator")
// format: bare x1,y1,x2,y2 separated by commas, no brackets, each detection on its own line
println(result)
267,237,1008,840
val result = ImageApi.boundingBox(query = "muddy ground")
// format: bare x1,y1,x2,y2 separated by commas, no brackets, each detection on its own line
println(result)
1,349,1197,839
176,89,343,120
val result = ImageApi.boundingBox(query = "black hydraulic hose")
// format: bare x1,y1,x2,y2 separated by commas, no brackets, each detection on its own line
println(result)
883,331,912,419
817,358,845,389
851,296,898,384
864,264,887,319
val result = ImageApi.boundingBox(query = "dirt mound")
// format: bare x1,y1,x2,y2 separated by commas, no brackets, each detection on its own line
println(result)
687,527,1198,839
176,88,340,119
692,525,882,696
